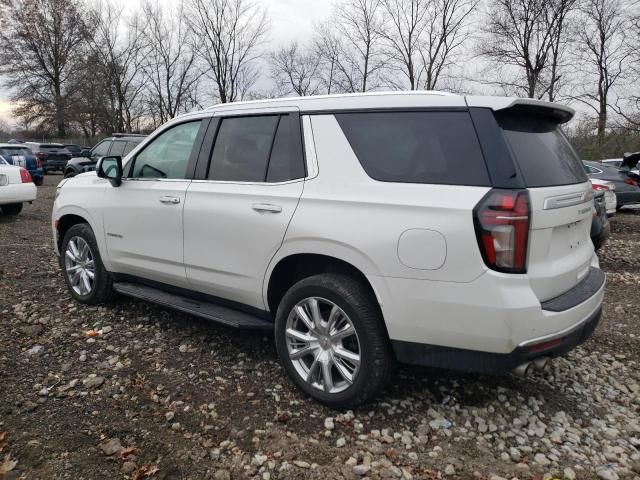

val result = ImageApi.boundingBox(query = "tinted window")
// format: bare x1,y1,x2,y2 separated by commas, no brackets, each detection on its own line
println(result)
123,140,141,155
267,115,305,182
336,111,490,185
209,116,278,182
131,121,201,179
496,113,588,187
109,140,127,157
0,147,31,156
92,141,111,157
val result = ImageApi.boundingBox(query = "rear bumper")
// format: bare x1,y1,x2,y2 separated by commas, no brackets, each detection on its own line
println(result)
616,190,640,207
43,160,69,169
391,305,602,374
0,183,37,204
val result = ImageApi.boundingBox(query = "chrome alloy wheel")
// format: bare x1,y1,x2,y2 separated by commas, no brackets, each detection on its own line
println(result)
285,297,361,394
64,236,95,296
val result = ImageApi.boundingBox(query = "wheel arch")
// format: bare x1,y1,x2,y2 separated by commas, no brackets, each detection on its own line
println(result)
54,206,106,262
264,251,384,321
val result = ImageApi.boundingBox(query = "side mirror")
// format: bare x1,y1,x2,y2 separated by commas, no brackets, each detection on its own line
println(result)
97,155,123,187
81,148,91,158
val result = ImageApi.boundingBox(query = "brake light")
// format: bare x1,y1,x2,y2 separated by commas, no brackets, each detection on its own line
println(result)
36,151,48,160
591,184,609,191
474,189,530,273
19,167,32,183
624,178,638,186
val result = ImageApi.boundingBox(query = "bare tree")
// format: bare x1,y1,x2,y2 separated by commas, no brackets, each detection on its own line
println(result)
139,1,202,127
0,0,90,136
332,0,385,92
379,0,476,91
545,0,578,101
185,0,269,104
312,22,344,94
270,43,322,96
89,0,146,132
479,0,574,99
379,0,428,90
573,0,628,140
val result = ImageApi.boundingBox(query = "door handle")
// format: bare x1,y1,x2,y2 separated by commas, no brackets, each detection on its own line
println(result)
159,196,180,204
252,203,282,213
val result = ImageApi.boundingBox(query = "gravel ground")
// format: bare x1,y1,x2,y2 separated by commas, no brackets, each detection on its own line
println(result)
1,174,639,480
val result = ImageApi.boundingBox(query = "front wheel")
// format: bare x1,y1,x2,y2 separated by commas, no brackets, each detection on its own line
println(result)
64,170,76,179
275,273,395,408
60,223,113,304
1,203,23,215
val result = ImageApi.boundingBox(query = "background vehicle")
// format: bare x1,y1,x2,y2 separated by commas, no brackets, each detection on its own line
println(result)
590,178,616,215
590,190,610,250
63,144,84,157
0,143,44,185
602,156,640,177
0,157,36,215
24,142,72,173
64,134,146,178
53,92,604,407
584,160,640,209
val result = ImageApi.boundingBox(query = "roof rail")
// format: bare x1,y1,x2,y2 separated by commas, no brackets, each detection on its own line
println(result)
111,133,147,137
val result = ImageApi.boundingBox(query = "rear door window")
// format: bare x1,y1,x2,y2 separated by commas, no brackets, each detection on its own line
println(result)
92,141,111,157
109,140,127,157
496,113,588,187
335,111,490,185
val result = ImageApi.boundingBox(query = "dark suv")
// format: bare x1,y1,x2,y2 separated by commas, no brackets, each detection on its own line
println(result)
24,143,73,173
64,134,146,178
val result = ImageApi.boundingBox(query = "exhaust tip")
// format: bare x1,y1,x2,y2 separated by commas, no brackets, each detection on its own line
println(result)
533,357,551,372
513,362,532,377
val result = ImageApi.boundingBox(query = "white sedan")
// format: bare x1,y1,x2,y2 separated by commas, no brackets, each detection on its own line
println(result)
0,155,37,215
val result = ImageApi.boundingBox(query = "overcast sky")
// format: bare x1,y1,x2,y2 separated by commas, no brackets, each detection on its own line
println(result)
0,0,335,125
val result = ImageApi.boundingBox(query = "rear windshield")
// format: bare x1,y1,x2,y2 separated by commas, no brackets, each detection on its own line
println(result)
0,147,31,156
496,113,587,187
335,111,490,186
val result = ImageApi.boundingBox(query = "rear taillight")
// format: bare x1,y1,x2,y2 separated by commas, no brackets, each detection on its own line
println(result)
592,184,609,191
624,178,638,186
36,151,47,160
19,167,32,183
473,189,530,274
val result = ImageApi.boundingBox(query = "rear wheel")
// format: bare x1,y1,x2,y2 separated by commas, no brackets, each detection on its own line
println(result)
1,203,23,215
60,223,113,304
34,177,43,186
274,273,394,408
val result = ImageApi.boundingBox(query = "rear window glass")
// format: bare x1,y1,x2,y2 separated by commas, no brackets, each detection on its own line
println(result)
496,113,587,187
335,111,490,186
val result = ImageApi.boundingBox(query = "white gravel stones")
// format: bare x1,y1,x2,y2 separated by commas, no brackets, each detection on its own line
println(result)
563,467,576,479
352,464,371,475
324,417,335,431
98,437,122,456
336,437,346,447
445,464,456,475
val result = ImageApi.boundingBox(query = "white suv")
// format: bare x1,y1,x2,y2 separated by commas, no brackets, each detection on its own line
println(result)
52,92,605,407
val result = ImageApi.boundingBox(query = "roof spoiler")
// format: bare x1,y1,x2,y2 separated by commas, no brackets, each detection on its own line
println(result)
465,97,575,124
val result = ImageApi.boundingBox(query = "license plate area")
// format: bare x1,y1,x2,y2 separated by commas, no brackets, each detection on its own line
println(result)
567,220,585,250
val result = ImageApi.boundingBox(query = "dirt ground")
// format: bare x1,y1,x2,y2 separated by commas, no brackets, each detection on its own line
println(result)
0,174,638,480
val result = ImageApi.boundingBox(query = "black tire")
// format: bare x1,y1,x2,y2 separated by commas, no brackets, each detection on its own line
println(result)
274,273,395,408
34,177,43,186
64,169,76,179
1,203,23,215
59,223,113,304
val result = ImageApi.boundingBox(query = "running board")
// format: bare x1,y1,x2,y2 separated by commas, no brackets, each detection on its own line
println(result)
112,282,273,330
